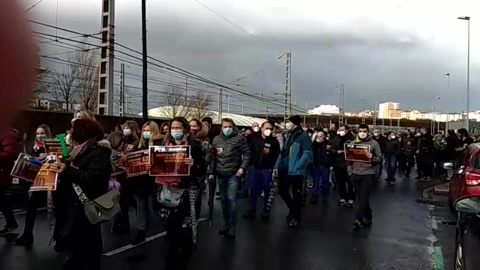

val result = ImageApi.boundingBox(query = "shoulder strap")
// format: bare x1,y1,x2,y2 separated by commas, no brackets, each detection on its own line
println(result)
72,183,90,204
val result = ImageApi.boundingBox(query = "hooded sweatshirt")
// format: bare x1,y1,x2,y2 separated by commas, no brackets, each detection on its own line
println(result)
347,135,382,176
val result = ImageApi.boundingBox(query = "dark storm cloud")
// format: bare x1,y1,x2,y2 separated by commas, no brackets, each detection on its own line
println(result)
32,3,472,114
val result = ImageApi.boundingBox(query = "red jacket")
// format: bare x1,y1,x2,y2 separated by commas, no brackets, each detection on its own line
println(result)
0,128,20,187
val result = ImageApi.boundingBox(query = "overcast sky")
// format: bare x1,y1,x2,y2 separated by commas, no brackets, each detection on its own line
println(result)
24,0,480,114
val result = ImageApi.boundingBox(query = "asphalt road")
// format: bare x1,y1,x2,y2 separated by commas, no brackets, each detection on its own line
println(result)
0,171,457,270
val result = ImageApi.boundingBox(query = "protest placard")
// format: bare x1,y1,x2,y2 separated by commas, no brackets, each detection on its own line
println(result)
344,144,372,163
149,145,190,177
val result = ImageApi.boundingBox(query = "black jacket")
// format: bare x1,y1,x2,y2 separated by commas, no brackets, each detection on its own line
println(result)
417,133,434,154
55,138,112,252
373,135,387,154
312,140,331,167
385,139,401,156
59,139,112,203
331,132,355,167
160,135,207,188
249,134,280,170
402,137,416,154
210,129,251,177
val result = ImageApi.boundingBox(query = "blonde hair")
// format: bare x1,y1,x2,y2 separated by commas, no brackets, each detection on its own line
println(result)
74,110,96,121
139,121,160,148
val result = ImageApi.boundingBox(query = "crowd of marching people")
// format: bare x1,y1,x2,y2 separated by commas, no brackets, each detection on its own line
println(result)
0,110,477,270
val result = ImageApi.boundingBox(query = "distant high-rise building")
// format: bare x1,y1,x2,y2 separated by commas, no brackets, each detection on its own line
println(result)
379,102,400,119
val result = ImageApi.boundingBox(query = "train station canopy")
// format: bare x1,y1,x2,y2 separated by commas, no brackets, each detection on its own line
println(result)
144,106,268,127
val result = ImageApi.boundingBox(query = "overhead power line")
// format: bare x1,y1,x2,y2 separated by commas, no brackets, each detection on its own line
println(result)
26,0,47,12
31,22,306,113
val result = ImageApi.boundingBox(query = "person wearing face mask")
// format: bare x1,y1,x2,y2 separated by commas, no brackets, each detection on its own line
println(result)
126,121,162,245
347,124,382,230
243,121,280,220
151,117,205,270
252,122,260,135
331,125,356,208
384,132,401,184
372,128,387,181
14,125,52,245
273,115,312,228
311,131,332,203
209,118,251,238
109,121,141,234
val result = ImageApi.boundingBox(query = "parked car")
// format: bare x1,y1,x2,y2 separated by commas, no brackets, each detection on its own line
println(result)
447,143,480,212
453,196,480,270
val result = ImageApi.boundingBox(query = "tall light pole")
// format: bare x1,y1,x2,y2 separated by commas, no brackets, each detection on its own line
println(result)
436,97,441,132
458,16,470,131
141,0,148,122
444,74,450,130
444,73,450,92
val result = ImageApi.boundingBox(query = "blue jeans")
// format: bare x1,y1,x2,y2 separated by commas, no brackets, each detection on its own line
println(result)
218,175,239,227
134,194,149,230
385,155,397,180
248,169,272,212
312,165,330,199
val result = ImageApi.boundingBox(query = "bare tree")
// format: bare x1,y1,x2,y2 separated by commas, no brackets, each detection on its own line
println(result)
76,49,99,111
158,86,189,118
189,91,213,120
48,44,98,111
31,69,50,99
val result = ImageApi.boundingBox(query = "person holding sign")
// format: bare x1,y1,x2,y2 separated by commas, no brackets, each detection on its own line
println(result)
209,118,251,238
131,121,163,245
347,124,382,230
15,124,52,246
151,117,205,270
108,120,141,235
54,119,112,270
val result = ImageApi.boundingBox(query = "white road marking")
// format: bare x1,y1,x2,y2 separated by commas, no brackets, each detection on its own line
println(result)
102,218,208,257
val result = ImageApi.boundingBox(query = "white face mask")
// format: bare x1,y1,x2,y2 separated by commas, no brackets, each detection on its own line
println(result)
263,129,272,137
338,131,346,137
253,127,260,132
285,123,292,131
374,132,379,137
391,135,396,139
358,132,368,139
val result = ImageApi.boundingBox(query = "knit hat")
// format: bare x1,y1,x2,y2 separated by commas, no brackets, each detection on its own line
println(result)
288,115,301,127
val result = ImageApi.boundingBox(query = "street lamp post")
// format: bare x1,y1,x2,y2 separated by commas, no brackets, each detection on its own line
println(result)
444,73,450,131
458,16,471,132
435,97,441,133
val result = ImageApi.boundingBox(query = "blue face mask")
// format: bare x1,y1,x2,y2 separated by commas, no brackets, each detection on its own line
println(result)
223,128,233,136
171,130,184,140
143,131,151,140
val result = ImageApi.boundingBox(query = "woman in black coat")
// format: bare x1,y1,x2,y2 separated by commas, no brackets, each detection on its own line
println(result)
55,118,112,270
15,124,52,246
153,117,205,270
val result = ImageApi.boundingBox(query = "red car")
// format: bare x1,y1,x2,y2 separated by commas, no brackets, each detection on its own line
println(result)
448,143,480,212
